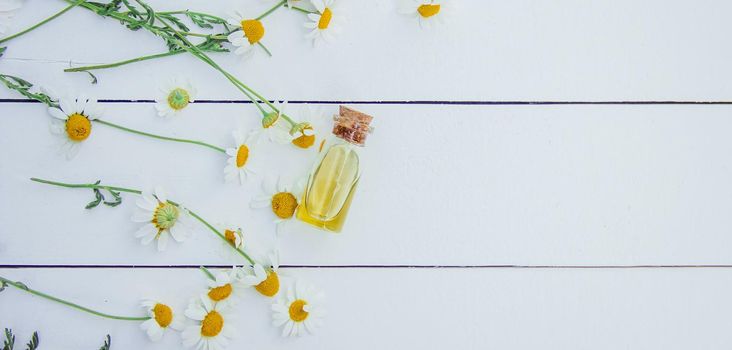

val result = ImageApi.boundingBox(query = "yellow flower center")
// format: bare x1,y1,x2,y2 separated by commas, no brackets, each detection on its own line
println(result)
65,113,92,142
153,202,179,230
292,126,315,149
271,192,298,219
167,88,190,111
255,271,280,297
417,4,440,18
208,283,233,302
241,19,264,44
200,311,224,337
153,303,173,328
224,229,240,247
236,144,249,168
318,8,332,29
288,299,309,322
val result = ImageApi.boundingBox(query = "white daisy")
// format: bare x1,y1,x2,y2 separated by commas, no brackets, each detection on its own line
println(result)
154,77,196,118
226,11,265,59
399,0,448,28
0,0,23,35
221,226,244,250
251,177,306,235
131,186,192,251
291,104,328,151
245,251,281,297
204,267,247,309
140,299,184,342
257,100,293,145
304,0,344,46
237,263,268,287
46,94,103,159
224,129,257,185
272,281,326,337
182,296,236,350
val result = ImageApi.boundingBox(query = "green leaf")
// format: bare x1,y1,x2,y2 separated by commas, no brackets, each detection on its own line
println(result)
98,335,111,350
85,188,104,209
24,332,38,350
0,281,6,292
85,71,98,84
0,47,6,58
103,189,122,207
3,328,14,350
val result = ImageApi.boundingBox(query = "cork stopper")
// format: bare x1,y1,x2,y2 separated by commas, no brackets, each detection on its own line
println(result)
332,106,373,146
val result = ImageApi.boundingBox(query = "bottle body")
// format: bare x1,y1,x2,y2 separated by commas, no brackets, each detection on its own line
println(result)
296,141,360,233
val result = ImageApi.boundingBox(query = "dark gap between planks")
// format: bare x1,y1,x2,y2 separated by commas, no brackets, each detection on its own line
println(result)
2,264,732,269
2,99,732,105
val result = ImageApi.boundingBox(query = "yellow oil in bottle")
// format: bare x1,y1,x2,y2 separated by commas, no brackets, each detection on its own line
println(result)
296,143,360,233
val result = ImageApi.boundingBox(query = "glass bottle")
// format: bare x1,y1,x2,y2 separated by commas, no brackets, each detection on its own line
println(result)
296,106,374,233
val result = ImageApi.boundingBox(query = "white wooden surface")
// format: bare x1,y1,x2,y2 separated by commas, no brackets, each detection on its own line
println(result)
1,0,732,349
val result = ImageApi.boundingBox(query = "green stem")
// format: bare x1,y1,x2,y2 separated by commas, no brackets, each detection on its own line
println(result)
154,16,269,116
157,10,229,24
0,276,150,321
256,0,286,20
257,42,273,57
30,177,141,194
285,5,318,14
0,0,87,45
199,266,215,280
28,178,256,266
65,50,184,72
94,119,226,153
185,208,255,265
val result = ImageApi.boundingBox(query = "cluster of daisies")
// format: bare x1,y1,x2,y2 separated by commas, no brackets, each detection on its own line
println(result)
140,265,326,345
130,179,306,254
226,0,346,55
129,186,325,343
223,0,449,57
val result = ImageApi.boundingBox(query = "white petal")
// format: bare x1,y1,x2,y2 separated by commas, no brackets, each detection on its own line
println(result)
169,224,188,242
135,223,157,238
65,142,81,160
131,209,153,223
48,107,68,120
282,321,294,337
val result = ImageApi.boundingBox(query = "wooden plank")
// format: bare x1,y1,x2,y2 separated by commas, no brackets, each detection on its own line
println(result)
1,267,731,349
2,103,731,265
1,1,731,100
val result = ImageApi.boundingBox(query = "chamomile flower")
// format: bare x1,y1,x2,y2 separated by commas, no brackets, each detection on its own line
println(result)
182,296,236,350
272,281,326,337
399,0,448,28
0,0,23,35
154,78,196,118
250,251,281,297
140,300,184,342
257,100,293,144
305,0,344,46
237,263,268,287
291,104,327,151
47,94,103,159
224,129,257,185
226,11,266,59
250,177,305,235
132,187,192,251
222,226,244,250
204,268,245,309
